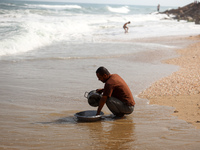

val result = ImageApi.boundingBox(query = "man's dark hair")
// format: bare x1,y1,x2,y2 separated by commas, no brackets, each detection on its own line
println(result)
96,66,110,76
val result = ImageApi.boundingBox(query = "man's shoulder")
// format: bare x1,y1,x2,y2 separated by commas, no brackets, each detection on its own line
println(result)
107,74,121,82
105,74,118,88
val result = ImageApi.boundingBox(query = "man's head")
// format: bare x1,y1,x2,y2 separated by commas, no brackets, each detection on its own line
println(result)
96,66,110,83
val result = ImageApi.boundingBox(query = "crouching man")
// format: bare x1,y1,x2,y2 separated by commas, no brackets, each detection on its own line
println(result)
96,66,135,117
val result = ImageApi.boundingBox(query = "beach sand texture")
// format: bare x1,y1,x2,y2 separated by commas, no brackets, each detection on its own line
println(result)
139,35,200,129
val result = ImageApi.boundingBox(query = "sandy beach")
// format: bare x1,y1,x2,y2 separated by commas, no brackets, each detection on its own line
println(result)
139,35,200,129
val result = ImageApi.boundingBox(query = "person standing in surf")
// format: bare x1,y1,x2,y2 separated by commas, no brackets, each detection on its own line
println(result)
157,4,160,12
123,21,131,33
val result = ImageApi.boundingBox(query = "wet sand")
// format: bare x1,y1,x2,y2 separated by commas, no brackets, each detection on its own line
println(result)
139,35,200,129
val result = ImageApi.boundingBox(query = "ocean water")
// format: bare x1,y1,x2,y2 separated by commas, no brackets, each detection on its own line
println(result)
0,0,199,57
1,1,200,150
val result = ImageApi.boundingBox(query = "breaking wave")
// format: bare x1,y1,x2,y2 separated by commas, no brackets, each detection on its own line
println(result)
107,6,130,13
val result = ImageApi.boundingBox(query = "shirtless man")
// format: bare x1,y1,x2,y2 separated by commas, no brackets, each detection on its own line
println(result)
123,21,131,33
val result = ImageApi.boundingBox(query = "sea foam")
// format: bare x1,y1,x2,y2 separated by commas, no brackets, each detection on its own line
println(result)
27,4,82,9
107,6,130,13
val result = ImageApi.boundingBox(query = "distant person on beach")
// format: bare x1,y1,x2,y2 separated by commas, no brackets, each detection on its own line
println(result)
123,21,131,33
157,4,160,12
95,66,135,117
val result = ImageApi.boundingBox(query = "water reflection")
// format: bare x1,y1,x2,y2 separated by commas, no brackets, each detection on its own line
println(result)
77,115,136,149
35,116,77,124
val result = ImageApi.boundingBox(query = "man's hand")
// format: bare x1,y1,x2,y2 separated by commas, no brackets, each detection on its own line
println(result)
96,88,104,94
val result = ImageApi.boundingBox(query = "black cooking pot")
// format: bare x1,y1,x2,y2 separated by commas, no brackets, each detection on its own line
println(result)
84,90,102,107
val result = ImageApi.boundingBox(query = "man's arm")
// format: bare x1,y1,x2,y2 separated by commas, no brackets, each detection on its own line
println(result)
96,96,107,115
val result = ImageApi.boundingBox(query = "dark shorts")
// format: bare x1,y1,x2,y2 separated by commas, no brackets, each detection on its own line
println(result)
106,97,134,116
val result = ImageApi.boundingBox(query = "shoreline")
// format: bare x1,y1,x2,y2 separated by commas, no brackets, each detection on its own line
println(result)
139,35,200,129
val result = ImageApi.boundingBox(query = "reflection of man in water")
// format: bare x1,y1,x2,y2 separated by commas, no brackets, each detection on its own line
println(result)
123,21,131,33
96,66,135,117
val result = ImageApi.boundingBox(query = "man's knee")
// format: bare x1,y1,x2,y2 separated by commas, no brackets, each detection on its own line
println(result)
106,97,134,115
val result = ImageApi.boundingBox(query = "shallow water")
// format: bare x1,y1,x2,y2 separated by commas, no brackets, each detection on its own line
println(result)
1,98,200,150
1,38,200,150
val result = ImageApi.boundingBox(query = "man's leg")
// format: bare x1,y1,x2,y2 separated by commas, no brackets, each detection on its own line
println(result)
106,97,134,116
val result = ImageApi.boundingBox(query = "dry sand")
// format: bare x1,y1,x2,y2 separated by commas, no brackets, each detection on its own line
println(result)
139,35,200,129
